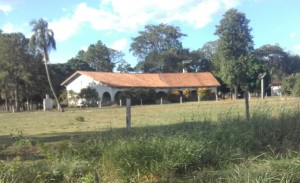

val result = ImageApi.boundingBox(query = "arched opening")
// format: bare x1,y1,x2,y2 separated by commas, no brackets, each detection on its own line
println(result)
190,90,198,101
102,92,112,106
197,88,216,101
155,91,167,104
167,90,182,103
114,91,124,106
156,91,167,99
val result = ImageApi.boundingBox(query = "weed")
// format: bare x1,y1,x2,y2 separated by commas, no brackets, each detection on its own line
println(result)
75,116,85,122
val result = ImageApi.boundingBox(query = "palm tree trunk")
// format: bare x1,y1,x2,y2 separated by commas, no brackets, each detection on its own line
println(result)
43,50,63,112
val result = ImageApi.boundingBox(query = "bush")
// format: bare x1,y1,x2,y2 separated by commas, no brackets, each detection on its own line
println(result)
79,87,99,107
167,90,182,103
75,116,85,122
117,89,156,105
197,88,216,101
281,73,300,96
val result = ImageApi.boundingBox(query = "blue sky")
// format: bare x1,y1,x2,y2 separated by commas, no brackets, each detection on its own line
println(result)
1,0,300,67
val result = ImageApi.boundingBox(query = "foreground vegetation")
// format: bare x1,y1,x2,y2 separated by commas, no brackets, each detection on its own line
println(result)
0,98,299,182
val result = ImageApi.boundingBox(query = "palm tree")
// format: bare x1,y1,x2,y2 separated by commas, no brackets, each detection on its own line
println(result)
29,18,63,111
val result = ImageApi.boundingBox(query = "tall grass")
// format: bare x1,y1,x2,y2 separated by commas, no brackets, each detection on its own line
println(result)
0,99,299,182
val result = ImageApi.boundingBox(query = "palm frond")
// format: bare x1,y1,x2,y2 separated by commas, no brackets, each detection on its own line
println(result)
29,18,56,57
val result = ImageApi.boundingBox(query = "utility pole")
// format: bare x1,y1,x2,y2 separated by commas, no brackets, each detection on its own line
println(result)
258,72,266,99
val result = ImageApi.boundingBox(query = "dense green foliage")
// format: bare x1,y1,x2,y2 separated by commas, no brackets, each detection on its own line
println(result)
0,108,299,182
214,8,257,97
115,89,157,105
130,24,188,73
83,40,123,72
78,87,100,107
255,44,292,80
281,73,300,96
0,32,47,111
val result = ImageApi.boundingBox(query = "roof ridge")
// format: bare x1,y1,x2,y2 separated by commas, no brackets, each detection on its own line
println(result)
61,71,220,87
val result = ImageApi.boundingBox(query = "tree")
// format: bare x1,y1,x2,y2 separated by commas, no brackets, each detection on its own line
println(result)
288,54,300,74
116,59,134,73
214,8,254,99
83,40,122,72
29,18,63,111
130,24,187,73
255,44,290,80
201,41,218,60
281,73,300,96
0,33,30,111
78,87,99,107
214,8,258,121
0,32,47,112
66,57,95,72
188,49,211,72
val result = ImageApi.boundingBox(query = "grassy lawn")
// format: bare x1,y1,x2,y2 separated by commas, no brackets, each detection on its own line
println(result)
0,97,299,182
0,97,299,137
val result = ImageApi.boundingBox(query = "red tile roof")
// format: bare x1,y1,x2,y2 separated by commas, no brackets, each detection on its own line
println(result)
61,71,220,88
270,80,283,86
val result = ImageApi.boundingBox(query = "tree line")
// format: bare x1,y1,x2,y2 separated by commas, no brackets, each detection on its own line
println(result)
1,8,300,112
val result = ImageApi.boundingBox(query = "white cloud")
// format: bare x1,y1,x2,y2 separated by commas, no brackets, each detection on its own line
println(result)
49,0,241,42
1,22,32,38
101,0,241,29
2,23,14,32
0,4,12,14
1,22,28,33
49,18,80,42
109,38,127,51
290,32,297,39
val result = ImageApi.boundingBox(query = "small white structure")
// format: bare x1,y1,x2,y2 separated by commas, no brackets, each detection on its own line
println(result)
270,80,283,96
61,71,221,106
43,94,53,111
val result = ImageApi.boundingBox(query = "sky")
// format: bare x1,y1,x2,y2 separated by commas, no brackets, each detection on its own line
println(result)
1,0,300,67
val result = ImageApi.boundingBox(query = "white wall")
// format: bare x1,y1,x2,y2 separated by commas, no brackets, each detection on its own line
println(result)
65,75,97,93
271,86,281,96
64,74,219,106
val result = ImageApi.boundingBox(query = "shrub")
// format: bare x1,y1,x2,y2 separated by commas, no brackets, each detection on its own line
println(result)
182,89,191,100
281,73,300,96
79,87,99,107
197,88,216,101
167,90,182,103
117,89,157,105
75,116,85,122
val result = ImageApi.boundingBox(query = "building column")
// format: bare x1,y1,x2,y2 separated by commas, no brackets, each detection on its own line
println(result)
211,87,218,101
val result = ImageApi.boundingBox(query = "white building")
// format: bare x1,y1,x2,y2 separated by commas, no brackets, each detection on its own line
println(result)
61,71,221,106
270,80,283,96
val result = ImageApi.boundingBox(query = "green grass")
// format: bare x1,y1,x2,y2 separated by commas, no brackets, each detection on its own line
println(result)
0,97,299,136
0,97,299,182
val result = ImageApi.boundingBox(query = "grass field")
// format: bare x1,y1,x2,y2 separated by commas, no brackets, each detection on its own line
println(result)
0,97,299,182
0,97,299,136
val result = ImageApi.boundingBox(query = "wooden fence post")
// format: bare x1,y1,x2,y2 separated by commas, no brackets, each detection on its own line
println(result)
126,98,131,132
245,91,250,121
